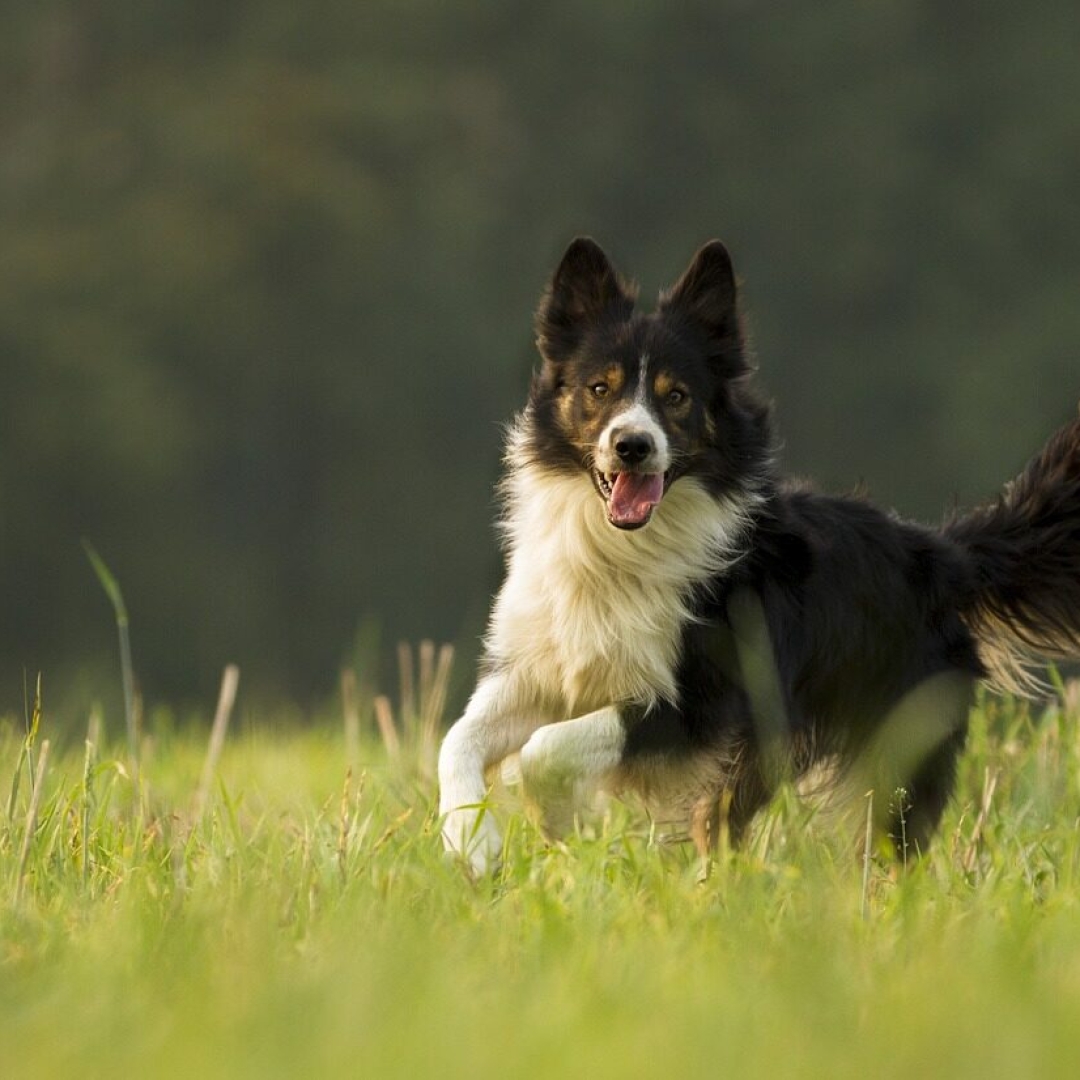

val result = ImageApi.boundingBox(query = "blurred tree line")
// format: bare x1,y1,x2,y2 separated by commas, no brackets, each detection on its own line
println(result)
2,1,1079,721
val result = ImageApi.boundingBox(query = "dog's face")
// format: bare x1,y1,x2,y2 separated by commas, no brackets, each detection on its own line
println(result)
526,238,769,529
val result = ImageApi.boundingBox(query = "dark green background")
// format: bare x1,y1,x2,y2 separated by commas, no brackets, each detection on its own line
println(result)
3,2,1079,721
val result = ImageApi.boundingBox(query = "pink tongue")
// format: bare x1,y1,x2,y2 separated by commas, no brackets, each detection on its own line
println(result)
609,472,665,527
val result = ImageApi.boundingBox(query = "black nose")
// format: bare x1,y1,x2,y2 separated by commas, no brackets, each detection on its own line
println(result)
614,431,655,465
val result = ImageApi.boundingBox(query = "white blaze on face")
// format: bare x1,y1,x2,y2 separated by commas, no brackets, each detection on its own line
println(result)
595,356,671,528
597,355,671,475
635,351,651,404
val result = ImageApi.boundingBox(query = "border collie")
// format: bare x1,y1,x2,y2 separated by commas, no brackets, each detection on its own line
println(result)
439,237,1080,874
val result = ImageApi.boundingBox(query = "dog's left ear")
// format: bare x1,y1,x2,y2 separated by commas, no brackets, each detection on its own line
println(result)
660,241,747,374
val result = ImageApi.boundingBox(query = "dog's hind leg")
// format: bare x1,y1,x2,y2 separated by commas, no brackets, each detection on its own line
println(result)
518,706,627,839
855,670,974,861
690,760,772,860
888,724,968,862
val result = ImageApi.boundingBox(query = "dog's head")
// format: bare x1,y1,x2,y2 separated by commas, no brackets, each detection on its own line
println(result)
526,237,770,529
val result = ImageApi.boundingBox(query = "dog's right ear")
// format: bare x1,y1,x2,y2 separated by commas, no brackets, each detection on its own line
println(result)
535,237,635,363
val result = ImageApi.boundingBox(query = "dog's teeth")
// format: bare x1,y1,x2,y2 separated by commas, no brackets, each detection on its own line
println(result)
595,470,618,497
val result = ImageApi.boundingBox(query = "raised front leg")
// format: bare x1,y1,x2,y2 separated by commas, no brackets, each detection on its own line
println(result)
438,674,550,874
518,706,627,839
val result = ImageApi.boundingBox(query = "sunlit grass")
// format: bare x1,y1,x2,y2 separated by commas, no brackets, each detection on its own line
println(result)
2,672,1080,1079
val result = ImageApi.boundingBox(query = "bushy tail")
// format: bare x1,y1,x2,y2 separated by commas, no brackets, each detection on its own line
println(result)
944,409,1080,694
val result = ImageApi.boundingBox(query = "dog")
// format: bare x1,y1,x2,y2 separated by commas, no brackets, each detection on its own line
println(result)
438,237,1080,874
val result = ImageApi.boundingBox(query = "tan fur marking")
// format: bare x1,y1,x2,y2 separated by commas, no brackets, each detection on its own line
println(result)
589,366,624,394
557,390,575,428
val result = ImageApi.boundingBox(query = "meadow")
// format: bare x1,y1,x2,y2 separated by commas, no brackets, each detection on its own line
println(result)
3,658,1080,1079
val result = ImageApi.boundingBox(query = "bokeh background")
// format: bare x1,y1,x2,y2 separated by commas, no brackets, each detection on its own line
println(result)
3,2,1079,724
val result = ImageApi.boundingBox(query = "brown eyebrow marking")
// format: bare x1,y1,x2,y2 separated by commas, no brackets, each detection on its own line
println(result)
654,372,676,396
587,366,625,392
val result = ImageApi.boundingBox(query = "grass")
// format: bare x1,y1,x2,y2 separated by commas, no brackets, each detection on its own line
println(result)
3,665,1080,1079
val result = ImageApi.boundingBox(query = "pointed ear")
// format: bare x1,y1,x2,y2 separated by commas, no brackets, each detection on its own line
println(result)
660,241,744,365
535,237,635,362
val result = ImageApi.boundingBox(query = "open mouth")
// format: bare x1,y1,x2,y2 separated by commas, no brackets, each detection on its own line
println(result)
593,469,671,530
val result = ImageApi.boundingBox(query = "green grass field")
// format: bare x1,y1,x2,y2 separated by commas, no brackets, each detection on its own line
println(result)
3,673,1080,1079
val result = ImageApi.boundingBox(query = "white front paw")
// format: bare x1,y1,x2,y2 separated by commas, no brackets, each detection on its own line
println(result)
441,805,503,875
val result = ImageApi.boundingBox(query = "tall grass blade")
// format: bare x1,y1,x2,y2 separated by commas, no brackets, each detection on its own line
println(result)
419,639,435,716
7,674,43,825
6,742,25,826
961,766,1000,876
14,738,51,907
196,664,240,818
337,768,352,886
81,723,97,883
860,789,874,921
419,643,454,776
83,540,138,767
341,668,361,766
24,672,42,783
373,695,400,758
397,641,416,736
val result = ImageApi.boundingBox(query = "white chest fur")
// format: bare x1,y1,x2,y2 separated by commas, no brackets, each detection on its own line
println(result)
487,464,754,716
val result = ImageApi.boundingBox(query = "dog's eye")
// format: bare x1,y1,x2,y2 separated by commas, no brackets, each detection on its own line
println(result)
590,382,610,398
666,388,687,406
